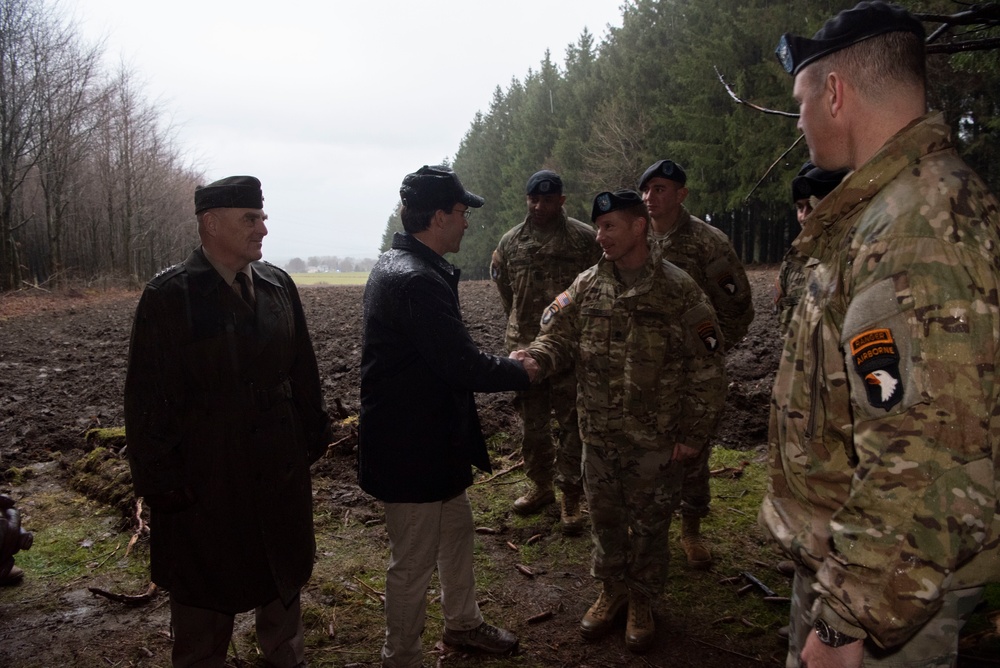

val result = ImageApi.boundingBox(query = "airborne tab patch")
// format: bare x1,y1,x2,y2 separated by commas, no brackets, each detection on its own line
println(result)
850,328,903,410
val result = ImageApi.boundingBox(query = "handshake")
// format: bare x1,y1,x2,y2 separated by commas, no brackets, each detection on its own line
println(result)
509,350,539,383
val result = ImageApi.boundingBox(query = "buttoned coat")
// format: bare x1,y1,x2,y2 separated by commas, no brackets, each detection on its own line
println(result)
124,248,331,614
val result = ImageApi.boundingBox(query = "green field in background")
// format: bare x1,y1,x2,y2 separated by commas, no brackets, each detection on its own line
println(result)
289,272,369,286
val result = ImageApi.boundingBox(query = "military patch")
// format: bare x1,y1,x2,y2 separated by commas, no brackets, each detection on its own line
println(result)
490,251,501,281
850,328,903,410
541,290,573,326
696,321,720,352
717,271,738,295
597,193,611,213
540,181,551,193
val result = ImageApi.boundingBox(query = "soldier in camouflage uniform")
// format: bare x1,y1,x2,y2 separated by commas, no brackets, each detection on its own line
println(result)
774,162,847,333
638,159,754,568
513,190,727,653
490,170,601,534
764,4,1000,667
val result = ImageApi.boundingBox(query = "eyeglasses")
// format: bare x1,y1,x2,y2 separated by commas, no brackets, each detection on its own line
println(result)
453,207,473,220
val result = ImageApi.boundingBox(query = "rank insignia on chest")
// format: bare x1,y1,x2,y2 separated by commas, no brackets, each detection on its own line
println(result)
697,321,720,352
541,291,573,326
850,327,903,410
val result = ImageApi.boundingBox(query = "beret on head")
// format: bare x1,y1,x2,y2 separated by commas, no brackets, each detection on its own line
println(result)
775,1,925,75
638,159,687,191
525,170,563,196
591,189,644,223
400,165,484,211
791,162,849,202
194,176,263,214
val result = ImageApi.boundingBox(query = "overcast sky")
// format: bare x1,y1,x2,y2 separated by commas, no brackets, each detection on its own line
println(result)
66,0,624,265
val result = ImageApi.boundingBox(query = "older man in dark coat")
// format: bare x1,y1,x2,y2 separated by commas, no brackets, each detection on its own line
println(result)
124,176,331,668
359,165,537,668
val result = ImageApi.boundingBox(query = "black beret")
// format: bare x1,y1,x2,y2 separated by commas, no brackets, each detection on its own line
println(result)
591,189,644,223
791,162,849,202
400,165,484,211
638,159,687,191
776,1,924,75
194,175,263,214
525,170,563,196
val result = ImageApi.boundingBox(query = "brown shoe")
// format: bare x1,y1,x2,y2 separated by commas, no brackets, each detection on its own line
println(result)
0,565,24,586
580,581,628,640
680,516,712,569
559,490,584,536
513,483,554,516
625,591,654,653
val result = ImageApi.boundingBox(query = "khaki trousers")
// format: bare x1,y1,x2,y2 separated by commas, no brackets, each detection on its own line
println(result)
381,491,483,668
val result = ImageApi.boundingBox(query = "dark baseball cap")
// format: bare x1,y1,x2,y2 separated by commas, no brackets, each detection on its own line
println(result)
525,170,563,196
591,189,644,223
791,162,848,202
194,176,263,214
638,159,687,190
399,165,484,211
775,1,924,76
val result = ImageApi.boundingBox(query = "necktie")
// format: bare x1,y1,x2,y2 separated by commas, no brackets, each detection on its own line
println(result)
234,272,255,309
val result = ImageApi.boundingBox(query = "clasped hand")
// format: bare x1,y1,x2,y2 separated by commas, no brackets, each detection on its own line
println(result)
509,350,539,383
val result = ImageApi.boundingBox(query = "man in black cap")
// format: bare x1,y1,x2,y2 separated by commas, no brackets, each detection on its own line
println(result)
765,3,1000,667
637,159,753,569
512,190,726,653
773,162,847,332
489,169,600,533
125,176,333,667
359,165,537,668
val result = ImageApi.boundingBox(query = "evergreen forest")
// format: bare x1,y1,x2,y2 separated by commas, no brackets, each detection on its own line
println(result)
378,0,1000,279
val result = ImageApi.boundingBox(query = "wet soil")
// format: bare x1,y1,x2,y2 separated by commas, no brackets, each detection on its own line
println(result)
0,270,786,667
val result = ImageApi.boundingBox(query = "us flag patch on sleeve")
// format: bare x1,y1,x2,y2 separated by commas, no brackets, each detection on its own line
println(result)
541,291,573,326
850,328,903,410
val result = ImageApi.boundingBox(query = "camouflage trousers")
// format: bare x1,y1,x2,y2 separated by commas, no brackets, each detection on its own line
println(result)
679,440,711,518
786,562,983,668
582,432,683,597
516,368,582,494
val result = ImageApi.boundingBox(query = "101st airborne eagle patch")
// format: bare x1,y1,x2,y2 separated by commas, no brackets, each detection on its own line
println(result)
541,291,573,326
850,328,903,410
697,320,720,352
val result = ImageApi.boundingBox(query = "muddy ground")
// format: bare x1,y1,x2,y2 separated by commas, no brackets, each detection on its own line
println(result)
1,268,989,667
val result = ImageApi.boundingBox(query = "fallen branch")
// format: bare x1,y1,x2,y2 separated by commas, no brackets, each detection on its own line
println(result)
352,576,385,604
88,582,158,606
693,638,762,662
474,460,523,485
526,609,554,624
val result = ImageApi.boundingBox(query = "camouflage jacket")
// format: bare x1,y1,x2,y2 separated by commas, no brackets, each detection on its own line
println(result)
760,112,1000,649
526,254,727,450
491,211,601,350
649,208,754,350
776,247,807,333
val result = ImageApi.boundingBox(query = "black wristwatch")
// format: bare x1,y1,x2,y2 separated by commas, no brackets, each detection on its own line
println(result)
814,618,861,647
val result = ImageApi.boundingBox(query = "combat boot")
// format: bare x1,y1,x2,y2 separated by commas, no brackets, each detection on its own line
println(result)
559,490,584,536
680,516,712,569
579,580,628,639
625,590,654,653
513,483,554,516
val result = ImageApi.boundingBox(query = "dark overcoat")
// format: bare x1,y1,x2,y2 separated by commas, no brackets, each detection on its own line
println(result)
124,248,331,614
358,232,530,503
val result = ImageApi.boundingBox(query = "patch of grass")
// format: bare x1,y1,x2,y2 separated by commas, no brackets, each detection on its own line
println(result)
11,489,148,589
